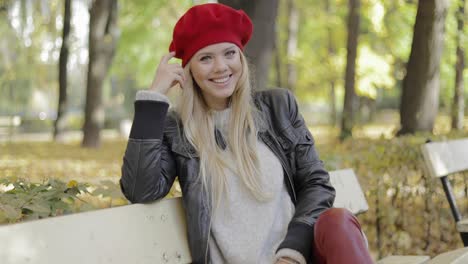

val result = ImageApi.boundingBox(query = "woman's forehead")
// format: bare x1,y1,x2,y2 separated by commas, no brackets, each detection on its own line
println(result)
195,42,238,55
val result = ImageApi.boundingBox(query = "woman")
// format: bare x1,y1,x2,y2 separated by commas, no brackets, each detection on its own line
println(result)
120,3,373,264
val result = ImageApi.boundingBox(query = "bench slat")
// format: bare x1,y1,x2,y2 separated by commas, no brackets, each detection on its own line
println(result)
421,138,468,178
457,218,468,233
0,198,192,264
329,169,369,215
427,247,468,264
376,255,430,264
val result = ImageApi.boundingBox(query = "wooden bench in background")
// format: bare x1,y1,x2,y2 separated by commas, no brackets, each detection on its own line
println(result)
0,169,433,263
420,138,468,264
0,116,21,139
421,138,468,246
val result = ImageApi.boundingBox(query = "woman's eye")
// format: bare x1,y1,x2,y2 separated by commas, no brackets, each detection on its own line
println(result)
226,50,236,56
200,56,211,61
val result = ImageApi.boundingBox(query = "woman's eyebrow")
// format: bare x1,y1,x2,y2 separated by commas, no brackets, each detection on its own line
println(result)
223,46,236,51
196,51,213,58
197,46,237,57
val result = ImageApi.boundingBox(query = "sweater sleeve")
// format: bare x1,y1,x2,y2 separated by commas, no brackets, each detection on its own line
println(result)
135,90,170,103
276,248,306,264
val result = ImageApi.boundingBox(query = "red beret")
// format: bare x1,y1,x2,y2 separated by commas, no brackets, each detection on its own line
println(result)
169,3,253,67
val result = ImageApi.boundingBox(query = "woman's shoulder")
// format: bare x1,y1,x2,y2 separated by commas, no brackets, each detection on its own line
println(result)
254,87,297,112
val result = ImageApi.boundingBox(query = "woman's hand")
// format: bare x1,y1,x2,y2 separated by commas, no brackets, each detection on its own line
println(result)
149,51,186,95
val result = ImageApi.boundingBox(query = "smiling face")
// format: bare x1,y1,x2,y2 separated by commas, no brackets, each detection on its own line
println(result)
189,42,242,110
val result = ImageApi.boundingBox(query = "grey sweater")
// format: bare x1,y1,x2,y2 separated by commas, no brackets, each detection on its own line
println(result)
136,90,306,264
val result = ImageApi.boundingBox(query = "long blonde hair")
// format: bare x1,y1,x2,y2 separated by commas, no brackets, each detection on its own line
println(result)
175,51,271,210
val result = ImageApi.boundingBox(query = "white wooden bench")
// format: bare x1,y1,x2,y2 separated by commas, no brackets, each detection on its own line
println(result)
0,169,430,263
426,247,468,264
421,138,468,246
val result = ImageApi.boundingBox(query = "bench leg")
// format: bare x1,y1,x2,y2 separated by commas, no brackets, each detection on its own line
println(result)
461,232,468,247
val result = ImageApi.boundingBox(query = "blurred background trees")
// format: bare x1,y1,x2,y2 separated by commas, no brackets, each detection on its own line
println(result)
0,0,466,144
398,0,449,135
219,0,280,92
53,0,70,141
82,0,118,148
341,0,360,140
452,0,466,130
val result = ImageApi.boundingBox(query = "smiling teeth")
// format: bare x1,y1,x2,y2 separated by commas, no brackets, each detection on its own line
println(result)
212,76,229,83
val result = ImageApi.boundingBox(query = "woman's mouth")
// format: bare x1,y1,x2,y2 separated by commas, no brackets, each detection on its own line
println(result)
210,74,232,84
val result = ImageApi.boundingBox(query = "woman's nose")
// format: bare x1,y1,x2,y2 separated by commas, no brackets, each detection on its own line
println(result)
213,57,228,73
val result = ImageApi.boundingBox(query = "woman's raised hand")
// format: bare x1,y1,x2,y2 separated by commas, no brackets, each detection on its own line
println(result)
149,51,186,95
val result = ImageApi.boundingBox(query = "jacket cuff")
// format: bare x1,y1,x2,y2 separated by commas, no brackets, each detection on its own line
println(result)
129,100,169,139
277,221,314,262
276,248,306,264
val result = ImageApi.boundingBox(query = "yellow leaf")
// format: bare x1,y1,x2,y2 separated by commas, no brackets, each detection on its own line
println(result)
67,180,78,188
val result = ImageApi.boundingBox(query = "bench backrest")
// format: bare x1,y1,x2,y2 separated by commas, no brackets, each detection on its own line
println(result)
0,198,192,264
0,169,367,264
421,138,468,178
421,138,468,246
329,169,368,214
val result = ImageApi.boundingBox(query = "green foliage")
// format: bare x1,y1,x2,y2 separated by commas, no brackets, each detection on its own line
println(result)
0,176,136,225
0,177,90,223
113,0,199,87
0,0,62,115
439,0,468,112
272,0,420,108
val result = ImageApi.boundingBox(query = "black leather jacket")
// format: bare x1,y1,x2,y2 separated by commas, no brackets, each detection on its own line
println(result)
120,88,335,263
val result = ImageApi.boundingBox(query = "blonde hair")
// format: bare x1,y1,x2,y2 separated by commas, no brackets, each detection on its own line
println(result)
175,51,271,211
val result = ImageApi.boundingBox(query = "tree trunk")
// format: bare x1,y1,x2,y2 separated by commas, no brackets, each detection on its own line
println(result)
326,0,337,125
398,0,448,135
286,0,298,91
54,0,71,141
82,0,118,148
451,0,465,130
218,0,279,90
273,30,283,88
0,2,8,12
340,0,360,140
330,82,337,125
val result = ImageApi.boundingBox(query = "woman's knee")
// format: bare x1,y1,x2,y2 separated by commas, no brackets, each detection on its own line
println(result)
315,208,357,233
312,208,373,263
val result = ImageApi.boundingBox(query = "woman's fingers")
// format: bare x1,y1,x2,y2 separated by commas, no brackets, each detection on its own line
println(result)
151,52,185,93
160,51,176,66
165,61,185,81
173,67,185,82
173,73,184,87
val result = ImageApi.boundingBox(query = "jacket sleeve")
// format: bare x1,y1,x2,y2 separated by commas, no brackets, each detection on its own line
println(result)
277,89,336,261
120,98,177,203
